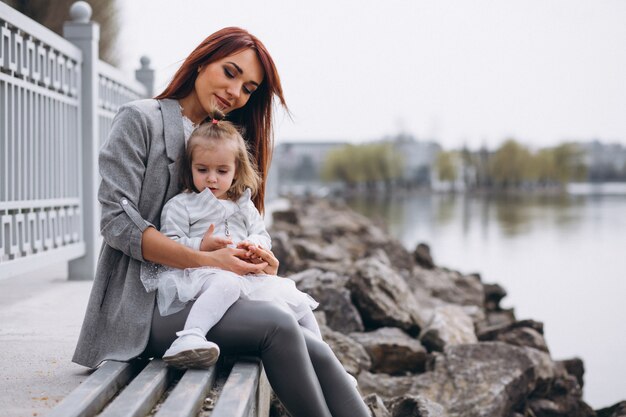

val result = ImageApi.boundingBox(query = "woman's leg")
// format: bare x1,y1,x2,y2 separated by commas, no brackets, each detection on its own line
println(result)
146,299,333,417
303,330,371,417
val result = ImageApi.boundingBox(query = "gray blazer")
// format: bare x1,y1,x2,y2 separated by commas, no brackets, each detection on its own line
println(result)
72,98,185,368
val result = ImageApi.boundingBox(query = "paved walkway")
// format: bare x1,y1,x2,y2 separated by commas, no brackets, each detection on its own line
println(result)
0,263,93,417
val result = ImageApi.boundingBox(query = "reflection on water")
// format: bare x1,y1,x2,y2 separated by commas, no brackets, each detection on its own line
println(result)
345,188,626,408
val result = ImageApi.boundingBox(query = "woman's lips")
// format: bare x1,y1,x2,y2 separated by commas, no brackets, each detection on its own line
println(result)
215,95,230,109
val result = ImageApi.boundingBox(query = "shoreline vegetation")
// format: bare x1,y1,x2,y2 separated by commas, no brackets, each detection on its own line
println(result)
268,196,625,417
317,139,626,195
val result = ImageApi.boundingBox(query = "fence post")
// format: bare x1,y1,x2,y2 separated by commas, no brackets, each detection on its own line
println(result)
63,1,100,280
135,56,155,97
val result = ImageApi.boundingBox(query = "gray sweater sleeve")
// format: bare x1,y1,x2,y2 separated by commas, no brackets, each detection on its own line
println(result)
98,105,154,261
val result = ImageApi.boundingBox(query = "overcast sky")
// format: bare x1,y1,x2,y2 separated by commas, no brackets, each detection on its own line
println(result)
118,0,626,150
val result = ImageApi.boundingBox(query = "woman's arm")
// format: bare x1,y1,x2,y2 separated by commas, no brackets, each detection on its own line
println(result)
142,227,268,274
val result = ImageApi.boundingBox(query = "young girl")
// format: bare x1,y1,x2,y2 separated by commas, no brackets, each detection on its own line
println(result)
140,112,321,369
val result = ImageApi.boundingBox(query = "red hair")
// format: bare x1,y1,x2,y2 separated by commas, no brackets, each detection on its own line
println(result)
155,27,287,214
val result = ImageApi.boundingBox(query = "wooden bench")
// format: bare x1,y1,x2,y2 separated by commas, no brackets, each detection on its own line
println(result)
46,357,270,417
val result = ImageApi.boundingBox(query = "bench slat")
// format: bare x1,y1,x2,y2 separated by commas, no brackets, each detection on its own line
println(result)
153,366,217,417
98,359,172,417
46,360,140,417
212,361,261,417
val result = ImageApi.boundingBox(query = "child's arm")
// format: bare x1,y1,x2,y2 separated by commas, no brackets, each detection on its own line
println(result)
160,197,202,250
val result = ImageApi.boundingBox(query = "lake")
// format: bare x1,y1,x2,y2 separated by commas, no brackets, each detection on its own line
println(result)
344,183,626,409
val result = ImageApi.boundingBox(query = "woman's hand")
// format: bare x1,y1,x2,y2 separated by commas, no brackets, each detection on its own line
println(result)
242,245,279,275
202,247,269,275
200,224,233,251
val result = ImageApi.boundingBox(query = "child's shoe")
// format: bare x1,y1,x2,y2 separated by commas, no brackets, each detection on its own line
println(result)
162,328,220,369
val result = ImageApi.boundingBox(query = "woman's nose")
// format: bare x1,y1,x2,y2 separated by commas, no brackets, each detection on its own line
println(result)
226,82,241,100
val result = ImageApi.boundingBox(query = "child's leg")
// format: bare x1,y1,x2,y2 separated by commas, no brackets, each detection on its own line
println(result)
163,274,241,369
184,274,241,335
298,310,322,340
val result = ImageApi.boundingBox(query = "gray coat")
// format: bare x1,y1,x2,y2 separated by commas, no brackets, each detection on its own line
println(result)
72,98,185,368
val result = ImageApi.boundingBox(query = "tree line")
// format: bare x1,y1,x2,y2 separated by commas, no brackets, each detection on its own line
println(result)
322,139,589,190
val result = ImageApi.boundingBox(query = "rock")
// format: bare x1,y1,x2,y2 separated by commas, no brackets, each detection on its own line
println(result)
271,208,299,225
350,327,428,374
367,238,416,274
412,342,538,417
413,243,435,269
320,325,371,376
293,268,364,332
558,357,585,389
527,374,596,417
269,231,302,275
363,394,392,417
483,282,507,311
357,371,416,399
597,401,626,417
477,320,549,353
483,307,516,328
348,256,423,334
389,395,448,417
419,305,478,352
409,268,484,309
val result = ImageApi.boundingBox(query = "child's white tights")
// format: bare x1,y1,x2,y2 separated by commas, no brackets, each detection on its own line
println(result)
183,275,322,340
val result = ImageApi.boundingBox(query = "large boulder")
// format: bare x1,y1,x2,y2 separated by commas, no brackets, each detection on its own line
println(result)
409,267,484,309
419,305,478,352
527,374,595,417
320,325,371,376
348,256,423,334
389,395,448,417
477,319,549,353
357,371,416,399
597,402,626,417
291,268,364,333
349,327,428,374
412,342,538,417
363,394,392,417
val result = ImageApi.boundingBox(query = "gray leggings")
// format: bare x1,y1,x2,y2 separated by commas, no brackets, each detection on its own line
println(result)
145,299,371,417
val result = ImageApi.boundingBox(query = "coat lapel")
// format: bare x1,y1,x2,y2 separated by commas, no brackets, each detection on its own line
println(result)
159,98,185,163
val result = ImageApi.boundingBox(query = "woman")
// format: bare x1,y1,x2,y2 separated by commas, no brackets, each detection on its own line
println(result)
72,27,370,417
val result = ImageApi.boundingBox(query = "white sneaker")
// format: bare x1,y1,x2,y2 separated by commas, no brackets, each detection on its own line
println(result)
162,328,220,369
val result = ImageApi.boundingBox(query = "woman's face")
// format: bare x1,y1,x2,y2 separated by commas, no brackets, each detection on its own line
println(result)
195,49,264,115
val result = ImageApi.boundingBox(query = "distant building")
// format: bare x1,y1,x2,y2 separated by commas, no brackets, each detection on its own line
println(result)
577,140,626,181
268,141,349,197
388,133,441,185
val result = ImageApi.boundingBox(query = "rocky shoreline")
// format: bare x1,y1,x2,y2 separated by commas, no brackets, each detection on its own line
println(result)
267,197,625,417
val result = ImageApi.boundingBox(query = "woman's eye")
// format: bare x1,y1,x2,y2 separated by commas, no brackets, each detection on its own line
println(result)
218,170,229,174
223,67,235,79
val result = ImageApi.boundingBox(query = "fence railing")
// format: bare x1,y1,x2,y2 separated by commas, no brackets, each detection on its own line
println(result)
0,1,153,280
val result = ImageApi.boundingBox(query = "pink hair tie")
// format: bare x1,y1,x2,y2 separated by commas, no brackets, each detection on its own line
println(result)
211,118,219,125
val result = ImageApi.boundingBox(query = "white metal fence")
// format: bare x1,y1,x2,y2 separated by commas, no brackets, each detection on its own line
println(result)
0,1,153,280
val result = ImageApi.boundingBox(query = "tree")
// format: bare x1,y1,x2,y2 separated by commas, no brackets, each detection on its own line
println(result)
3,0,120,66
436,151,457,183
489,139,533,188
322,143,404,188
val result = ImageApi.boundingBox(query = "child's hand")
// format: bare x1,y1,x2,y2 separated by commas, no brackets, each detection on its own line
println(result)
244,245,279,275
236,241,263,262
200,224,233,252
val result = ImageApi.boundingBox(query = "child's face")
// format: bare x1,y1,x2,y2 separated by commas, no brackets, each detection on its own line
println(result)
191,141,237,199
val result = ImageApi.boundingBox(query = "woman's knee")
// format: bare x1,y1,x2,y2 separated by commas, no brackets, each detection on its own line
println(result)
257,303,301,339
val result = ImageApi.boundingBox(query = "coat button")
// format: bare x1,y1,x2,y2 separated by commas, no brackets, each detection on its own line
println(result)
121,199,128,205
